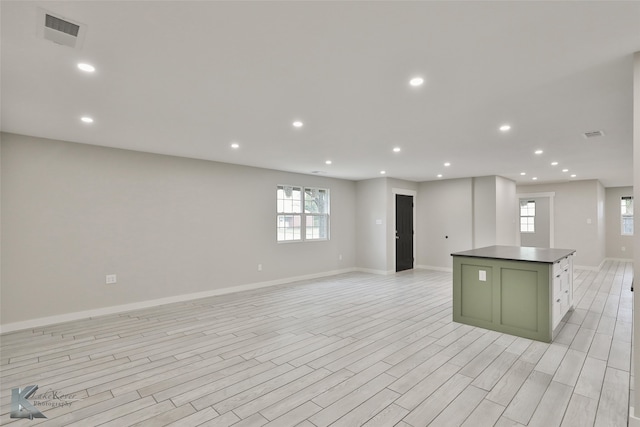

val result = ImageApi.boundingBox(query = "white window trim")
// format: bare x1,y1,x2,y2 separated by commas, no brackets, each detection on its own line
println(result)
520,200,536,234
621,196,634,236
277,185,330,243
516,192,555,247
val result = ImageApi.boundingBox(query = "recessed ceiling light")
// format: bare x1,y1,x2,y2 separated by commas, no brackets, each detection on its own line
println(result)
292,121,303,128
380,170,386,175
393,147,401,153
532,177,538,180
562,169,569,173
520,172,526,176
409,77,424,87
230,142,240,149
499,124,511,132
444,162,451,167
551,161,558,166
535,150,543,155
570,174,577,178
81,116,94,123
325,160,332,165
77,63,95,72
437,174,443,178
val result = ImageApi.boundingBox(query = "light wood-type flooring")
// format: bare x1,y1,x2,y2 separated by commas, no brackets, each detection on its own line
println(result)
0,261,633,426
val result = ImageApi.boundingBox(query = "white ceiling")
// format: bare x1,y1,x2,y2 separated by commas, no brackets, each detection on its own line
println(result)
2,1,639,187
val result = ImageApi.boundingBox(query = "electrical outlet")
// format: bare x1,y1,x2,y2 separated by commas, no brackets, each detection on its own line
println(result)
339,254,343,261
106,274,117,284
257,264,262,271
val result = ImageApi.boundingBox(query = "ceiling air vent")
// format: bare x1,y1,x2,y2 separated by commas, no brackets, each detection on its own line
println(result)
37,8,87,49
583,130,605,139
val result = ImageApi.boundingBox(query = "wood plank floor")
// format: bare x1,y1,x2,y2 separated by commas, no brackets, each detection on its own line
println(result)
0,261,633,426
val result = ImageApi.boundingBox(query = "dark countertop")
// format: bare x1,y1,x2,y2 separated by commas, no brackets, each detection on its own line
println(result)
451,245,576,264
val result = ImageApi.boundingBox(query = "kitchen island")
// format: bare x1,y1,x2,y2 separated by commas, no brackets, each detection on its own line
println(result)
451,245,576,342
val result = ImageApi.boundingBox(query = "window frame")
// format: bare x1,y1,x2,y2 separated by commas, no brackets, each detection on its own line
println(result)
277,185,330,243
520,200,536,233
621,196,633,236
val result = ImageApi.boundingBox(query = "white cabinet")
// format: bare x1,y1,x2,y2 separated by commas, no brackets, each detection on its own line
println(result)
551,255,573,330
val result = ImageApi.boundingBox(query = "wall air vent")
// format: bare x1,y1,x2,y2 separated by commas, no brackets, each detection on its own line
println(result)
583,130,605,139
37,8,87,49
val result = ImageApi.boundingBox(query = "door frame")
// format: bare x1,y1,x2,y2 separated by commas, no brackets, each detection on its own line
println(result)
516,191,555,248
392,188,417,272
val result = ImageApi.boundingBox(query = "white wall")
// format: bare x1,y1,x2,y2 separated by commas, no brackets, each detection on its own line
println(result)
517,180,606,268
1,133,357,326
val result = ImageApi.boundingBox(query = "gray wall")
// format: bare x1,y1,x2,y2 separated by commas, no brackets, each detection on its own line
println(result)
416,176,518,270
605,187,634,259
473,176,518,248
354,177,418,273
632,49,640,423
495,176,518,246
517,180,606,268
416,178,474,269
355,178,388,273
473,176,497,248
1,132,626,328
1,133,357,325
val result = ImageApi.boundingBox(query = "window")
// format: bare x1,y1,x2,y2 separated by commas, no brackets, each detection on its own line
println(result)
520,200,535,233
277,185,329,242
621,196,633,235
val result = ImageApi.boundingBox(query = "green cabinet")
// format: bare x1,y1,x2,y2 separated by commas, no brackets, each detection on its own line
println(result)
452,246,575,343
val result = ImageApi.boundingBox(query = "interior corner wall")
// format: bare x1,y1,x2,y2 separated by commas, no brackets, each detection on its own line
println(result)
516,180,605,268
0,133,357,326
472,176,497,248
355,178,388,273
596,181,606,263
605,186,634,259
416,178,473,270
495,176,518,245
632,49,640,426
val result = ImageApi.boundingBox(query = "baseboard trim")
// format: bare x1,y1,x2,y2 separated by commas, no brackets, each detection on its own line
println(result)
574,257,607,271
605,257,634,262
0,267,357,334
630,406,640,427
416,264,453,273
354,268,395,275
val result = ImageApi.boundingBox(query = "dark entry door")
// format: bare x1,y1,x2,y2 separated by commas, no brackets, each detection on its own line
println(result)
396,194,414,272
